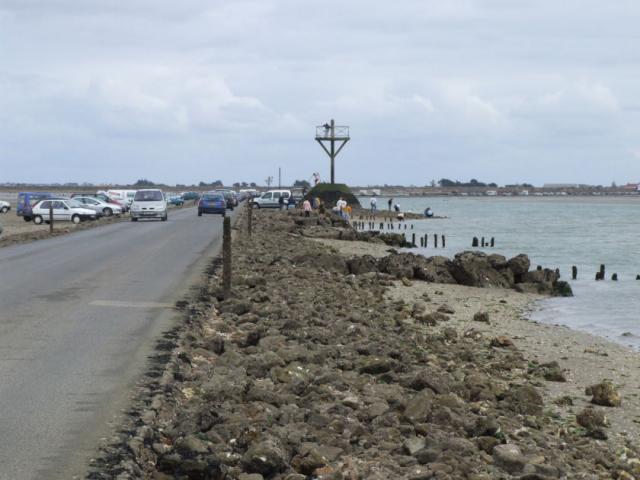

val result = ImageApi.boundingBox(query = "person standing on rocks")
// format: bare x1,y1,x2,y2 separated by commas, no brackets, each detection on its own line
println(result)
303,199,312,217
336,197,347,219
388,197,393,211
370,195,377,213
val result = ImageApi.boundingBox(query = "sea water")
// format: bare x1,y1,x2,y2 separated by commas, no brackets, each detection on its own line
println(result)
357,195,640,350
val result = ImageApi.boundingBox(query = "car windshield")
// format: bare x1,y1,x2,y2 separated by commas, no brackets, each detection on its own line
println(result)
134,190,163,201
68,200,84,208
203,194,223,200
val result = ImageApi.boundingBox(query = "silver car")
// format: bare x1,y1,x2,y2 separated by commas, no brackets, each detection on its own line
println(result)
73,196,123,217
32,199,97,224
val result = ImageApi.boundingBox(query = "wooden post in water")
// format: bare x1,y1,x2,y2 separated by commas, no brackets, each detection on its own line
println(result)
49,204,54,233
481,237,485,247
442,235,446,248
420,237,424,247
434,234,438,248
223,216,232,299
572,266,577,280
412,233,416,246
490,237,495,247
612,273,618,281
472,237,479,247
424,234,428,247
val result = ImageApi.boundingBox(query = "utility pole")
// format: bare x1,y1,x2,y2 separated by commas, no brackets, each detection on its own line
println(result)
278,167,281,189
315,119,350,184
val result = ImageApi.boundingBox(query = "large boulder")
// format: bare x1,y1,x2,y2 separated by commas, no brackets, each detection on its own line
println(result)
347,255,379,275
293,252,348,274
449,251,512,288
507,254,531,282
378,253,421,279
413,256,457,284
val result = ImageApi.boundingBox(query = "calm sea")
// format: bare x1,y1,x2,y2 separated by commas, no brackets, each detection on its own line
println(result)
358,195,640,350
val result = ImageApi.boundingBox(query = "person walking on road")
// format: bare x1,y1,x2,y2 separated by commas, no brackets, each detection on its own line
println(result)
370,196,377,213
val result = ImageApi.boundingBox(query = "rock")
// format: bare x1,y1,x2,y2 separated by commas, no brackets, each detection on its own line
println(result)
476,436,500,454
493,444,526,474
473,311,490,323
378,253,418,279
175,435,209,456
586,380,621,407
467,416,500,437
242,437,288,476
359,357,395,374
292,252,348,273
553,281,573,297
490,336,515,348
437,305,455,314
404,390,434,423
413,256,457,284
414,448,441,464
239,474,264,480
507,254,531,281
403,436,427,455
450,251,513,288
576,407,608,430
347,255,379,275
402,277,413,287
533,361,566,382
501,385,544,415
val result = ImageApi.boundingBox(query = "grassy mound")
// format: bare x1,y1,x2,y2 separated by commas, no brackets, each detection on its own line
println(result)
306,183,361,208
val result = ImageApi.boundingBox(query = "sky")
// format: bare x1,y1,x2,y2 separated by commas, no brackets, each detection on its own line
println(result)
1,0,640,186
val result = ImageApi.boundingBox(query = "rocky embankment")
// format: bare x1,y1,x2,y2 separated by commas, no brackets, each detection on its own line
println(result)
90,209,639,480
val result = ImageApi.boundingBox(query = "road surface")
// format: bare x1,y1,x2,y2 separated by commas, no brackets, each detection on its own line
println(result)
0,207,230,479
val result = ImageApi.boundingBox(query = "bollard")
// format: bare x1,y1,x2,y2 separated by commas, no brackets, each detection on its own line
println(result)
481,237,485,247
472,237,479,247
434,234,438,248
223,216,232,299
424,234,428,247
247,201,253,237
636,275,640,280
537,265,542,271
442,235,446,248
49,204,54,233
490,237,495,247
380,222,384,230
612,273,618,281
420,237,424,247
411,224,414,229
404,224,407,230
572,266,577,280
412,233,415,246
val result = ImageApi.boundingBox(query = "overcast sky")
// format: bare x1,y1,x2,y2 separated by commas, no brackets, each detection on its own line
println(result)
1,0,639,186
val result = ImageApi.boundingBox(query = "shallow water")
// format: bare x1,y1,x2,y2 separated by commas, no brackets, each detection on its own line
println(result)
357,195,640,350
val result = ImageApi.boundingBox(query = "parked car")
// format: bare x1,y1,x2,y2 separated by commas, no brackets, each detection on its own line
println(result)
130,189,168,222
0,200,10,213
73,196,123,217
251,190,292,208
31,199,97,224
181,191,200,201
213,190,238,209
17,192,61,221
197,192,226,217
105,190,136,210
71,192,127,212
168,195,185,206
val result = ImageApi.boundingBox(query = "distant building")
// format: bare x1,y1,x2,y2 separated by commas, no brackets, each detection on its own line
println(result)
542,183,580,189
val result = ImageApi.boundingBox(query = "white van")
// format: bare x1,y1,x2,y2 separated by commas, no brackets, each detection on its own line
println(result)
130,189,168,221
252,190,292,208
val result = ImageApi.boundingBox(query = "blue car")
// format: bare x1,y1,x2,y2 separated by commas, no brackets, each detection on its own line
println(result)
168,195,185,206
17,192,61,222
197,193,226,217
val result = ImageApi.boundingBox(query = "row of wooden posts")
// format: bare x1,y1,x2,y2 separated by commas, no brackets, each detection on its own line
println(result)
472,237,495,248
353,221,414,231
569,265,640,281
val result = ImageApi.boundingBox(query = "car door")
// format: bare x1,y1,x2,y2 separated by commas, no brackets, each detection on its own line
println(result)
38,200,52,219
260,192,272,206
52,201,70,221
272,192,282,207
84,198,100,213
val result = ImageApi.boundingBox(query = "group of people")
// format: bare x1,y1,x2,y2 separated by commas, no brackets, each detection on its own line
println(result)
369,195,401,213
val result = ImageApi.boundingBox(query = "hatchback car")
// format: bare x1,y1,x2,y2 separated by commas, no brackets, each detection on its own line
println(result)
198,193,226,217
0,200,10,214
73,196,123,217
32,199,97,224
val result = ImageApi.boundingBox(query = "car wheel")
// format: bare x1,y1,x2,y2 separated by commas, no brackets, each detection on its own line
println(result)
162,214,168,221
33,215,43,225
198,210,202,217
131,217,138,222
72,215,81,224
253,203,260,209
0,206,8,213
103,207,113,217
23,216,32,222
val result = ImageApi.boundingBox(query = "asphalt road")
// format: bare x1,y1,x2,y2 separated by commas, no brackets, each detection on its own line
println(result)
0,207,230,479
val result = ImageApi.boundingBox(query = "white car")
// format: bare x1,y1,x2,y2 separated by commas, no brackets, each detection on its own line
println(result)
130,189,168,222
0,200,10,214
32,199,98,224
73,196,122,217
251,190,292,208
